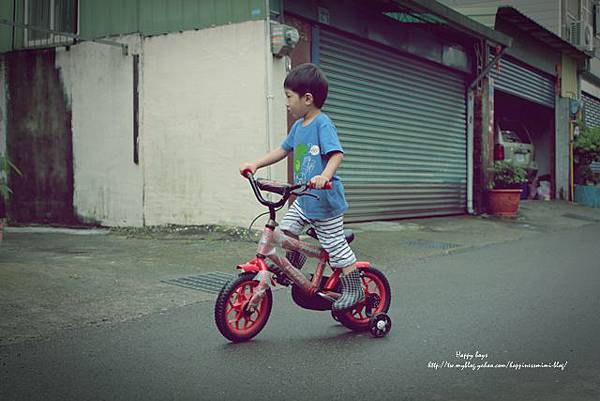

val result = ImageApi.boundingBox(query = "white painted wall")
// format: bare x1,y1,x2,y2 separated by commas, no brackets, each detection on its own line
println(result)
50,20,288,228
56,36,144,226
142,20,288,226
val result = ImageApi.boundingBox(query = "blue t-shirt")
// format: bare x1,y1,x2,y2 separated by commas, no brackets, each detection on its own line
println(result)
281,113,348,220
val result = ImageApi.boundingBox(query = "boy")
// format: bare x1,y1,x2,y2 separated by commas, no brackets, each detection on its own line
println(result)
239,63,363,311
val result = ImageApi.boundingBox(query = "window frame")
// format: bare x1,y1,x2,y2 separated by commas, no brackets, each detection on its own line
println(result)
23,0,79,48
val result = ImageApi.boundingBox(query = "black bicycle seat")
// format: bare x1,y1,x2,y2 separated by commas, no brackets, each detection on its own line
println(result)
306,228,355,244
255,178,292,195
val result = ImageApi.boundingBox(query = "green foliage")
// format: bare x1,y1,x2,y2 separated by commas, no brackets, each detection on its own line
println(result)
492,161,527,189
573,125,600,185
0,155,22,200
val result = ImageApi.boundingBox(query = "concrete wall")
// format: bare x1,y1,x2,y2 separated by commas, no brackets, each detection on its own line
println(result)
0,57,6,159
56,36,145,226
493,18,561,77
0,57,6,217
4,20,288,227
141,20,287,226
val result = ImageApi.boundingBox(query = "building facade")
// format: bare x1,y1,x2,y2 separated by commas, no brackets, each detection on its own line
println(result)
1,1,515,227
441,0,591,200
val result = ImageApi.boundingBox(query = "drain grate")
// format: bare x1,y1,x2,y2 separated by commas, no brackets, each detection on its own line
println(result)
161,271,235,294
405,239,460,250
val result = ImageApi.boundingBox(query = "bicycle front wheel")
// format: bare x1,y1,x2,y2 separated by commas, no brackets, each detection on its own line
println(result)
214,272,273,342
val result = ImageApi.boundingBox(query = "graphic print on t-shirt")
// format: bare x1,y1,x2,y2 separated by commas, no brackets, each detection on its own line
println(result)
294,142,318,183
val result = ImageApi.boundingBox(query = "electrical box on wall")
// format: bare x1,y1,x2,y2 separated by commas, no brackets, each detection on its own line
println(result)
271,22,299,57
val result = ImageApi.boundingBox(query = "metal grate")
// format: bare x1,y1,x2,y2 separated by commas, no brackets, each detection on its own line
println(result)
161,272,235,294
404,239,460,250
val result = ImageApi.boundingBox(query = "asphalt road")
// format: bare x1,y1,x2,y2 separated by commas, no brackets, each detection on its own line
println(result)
1,223,599,401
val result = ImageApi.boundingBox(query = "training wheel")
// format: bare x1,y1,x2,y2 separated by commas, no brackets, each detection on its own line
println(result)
369,313,392,338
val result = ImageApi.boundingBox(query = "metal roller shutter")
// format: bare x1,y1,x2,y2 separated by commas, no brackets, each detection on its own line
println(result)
319,29,467,222
489,54,555,108
583,91,600,128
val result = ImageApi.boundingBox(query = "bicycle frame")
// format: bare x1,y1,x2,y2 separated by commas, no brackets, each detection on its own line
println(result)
239,223,373,307
238,224,344,305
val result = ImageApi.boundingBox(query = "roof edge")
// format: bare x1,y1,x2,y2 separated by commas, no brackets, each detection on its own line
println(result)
393,0,512,47
496,6,589,60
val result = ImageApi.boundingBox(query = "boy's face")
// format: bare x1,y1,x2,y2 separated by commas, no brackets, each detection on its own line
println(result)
285,89,313,119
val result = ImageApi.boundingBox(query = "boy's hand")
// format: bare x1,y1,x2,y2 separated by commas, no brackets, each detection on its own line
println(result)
309,175,330,189
239,162,258,176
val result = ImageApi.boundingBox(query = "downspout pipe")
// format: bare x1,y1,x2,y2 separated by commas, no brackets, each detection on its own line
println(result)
264,0,274,182
467,89,475,214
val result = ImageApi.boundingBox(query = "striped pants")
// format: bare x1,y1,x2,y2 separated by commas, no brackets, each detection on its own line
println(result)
279,202,356,269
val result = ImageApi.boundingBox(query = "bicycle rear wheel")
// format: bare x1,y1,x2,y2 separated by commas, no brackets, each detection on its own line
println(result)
214,272,273,342
336,267,391,331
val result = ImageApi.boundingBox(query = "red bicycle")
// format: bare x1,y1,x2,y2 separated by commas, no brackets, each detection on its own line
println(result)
214,171,392,342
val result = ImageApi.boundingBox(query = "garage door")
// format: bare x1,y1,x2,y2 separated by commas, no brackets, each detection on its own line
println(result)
583,91,600,128
318,28,467,222
489,54,555,108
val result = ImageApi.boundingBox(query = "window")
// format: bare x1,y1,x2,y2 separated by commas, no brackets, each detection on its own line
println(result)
24,0,78,47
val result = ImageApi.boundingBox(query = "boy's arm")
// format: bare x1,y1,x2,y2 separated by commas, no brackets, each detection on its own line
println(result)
311,151,343,188
239,146,289,174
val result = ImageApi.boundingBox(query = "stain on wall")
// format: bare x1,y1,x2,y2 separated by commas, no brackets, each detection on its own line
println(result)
6,49,77,225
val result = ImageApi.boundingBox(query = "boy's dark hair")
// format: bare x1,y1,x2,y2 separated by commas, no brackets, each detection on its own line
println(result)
284,63,328,108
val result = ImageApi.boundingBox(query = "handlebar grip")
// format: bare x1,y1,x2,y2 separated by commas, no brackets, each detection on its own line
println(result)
307,181,333,190
241,169,254,178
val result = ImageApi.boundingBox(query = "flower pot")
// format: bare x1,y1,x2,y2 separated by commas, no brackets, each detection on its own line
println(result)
487,189,522,217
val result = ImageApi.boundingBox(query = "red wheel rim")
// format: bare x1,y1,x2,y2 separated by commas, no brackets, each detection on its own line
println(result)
343,271,388,323
225,280,269,336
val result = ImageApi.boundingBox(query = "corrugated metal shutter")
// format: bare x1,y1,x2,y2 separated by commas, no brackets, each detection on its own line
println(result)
583,91,600,128
489,54,555,108
319,29,467,222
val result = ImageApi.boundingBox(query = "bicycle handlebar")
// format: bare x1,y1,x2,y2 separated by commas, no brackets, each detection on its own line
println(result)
241,169,331,209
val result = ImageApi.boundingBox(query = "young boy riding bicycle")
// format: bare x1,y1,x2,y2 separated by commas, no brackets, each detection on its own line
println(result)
239,63,363,311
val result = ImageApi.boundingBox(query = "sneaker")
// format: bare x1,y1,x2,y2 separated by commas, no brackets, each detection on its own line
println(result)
332,269,365,311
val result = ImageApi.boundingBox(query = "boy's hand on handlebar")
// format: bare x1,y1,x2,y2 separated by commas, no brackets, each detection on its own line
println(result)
309,175,331,189
239,162,258,177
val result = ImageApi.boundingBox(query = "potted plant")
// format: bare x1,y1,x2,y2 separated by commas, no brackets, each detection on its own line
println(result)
487,161,528,217
573,125,600,208
1,154,22,242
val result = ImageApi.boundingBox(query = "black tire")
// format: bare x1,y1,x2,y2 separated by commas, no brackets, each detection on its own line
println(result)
337,267,391,332
214,272,273,342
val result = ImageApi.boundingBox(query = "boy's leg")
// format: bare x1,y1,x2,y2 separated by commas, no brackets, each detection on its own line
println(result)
279,202,309,268
311,215,364,311
279,201,308,236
